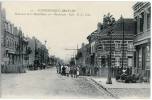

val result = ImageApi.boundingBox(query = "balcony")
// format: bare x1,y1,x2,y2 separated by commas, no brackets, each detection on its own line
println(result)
134,29,150,46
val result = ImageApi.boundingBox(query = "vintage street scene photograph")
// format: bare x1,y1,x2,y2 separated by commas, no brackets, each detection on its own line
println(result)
0,1,151,99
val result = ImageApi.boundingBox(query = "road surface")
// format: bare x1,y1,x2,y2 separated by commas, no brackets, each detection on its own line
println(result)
1,67,113,99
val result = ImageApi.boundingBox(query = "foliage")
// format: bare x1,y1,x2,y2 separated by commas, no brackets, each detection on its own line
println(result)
103,13,115,28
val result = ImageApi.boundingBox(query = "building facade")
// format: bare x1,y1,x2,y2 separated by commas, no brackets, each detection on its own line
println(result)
75,43,91,75
0,8,49,72
133,2,151,81
27,37,49,70
77,16,136,77
0,3,2,72
1,9,28,73
96,18,135,77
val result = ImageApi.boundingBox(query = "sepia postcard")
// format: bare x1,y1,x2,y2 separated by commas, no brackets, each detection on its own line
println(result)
0,1,151,99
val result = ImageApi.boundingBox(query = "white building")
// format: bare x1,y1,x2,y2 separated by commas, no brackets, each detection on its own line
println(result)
133,2,151,81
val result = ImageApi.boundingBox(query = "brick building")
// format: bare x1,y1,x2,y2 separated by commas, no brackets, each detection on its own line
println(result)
133,2,151,81
77,16,136,76
95,18,135,77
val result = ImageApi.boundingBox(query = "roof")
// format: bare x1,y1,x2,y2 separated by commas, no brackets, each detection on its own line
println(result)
97,18,135,40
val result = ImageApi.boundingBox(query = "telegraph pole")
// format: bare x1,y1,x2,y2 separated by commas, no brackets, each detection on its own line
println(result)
121,16,124,70
64,44,79,65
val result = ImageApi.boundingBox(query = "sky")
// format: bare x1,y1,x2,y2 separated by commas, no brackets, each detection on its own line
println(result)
2,1,135,62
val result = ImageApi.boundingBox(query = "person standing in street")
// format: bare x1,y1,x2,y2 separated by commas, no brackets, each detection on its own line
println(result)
58,63,61,74
65,65,70,77
73,66,77,78
76,66,80,78
70,66,73,77
62,65,66,76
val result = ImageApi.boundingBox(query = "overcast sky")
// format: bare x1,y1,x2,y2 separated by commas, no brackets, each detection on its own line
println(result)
2,1,135,62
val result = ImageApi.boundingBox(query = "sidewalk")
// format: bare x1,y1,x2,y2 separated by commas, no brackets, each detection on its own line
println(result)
88,76,150,99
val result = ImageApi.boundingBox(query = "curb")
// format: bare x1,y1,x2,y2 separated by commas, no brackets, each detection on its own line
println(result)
86,77,119,99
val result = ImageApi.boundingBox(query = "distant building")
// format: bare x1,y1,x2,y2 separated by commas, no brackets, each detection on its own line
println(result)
133,2,151,81
86,30,98,76
27,36,49,70
75,43,90,75
26,37,35,66
75,43,87,66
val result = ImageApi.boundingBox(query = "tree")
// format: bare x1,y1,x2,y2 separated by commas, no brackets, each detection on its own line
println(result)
103,13,115,84
103,13,115,29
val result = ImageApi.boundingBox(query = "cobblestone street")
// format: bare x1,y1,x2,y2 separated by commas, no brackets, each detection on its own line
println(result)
1,67,114,99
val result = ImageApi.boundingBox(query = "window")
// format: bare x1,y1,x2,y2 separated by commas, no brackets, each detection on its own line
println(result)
4,22,8,31
115,57,120,67
128,57,133,68
10,39,12,47
8,23,10,33
147,8,151,29
115,41,121,50
98,46,102,50
135,17,137,35
140,12,144,32
138,48,142,69
128,42,133,51
146,45,150,69
9,40,11,47
6,40,9,47
15,41,17,48
91,42,95,53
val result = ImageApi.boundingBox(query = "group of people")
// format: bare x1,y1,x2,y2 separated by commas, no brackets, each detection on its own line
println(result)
56,64,80,78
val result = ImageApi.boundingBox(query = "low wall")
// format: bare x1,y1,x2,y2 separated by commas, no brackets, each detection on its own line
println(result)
1,64,26,73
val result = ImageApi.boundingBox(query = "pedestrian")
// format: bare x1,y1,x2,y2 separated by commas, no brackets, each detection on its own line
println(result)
56,64,59,73
73,66,77,78
65,65,70,77
62,65,66,76
82,67,86,76
76,66,80,78
60,65,63,74
70,66,74,77
59,64,62,74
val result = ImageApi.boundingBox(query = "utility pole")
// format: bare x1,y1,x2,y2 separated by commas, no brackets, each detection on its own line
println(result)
121,16,125,70
64,44,79,65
